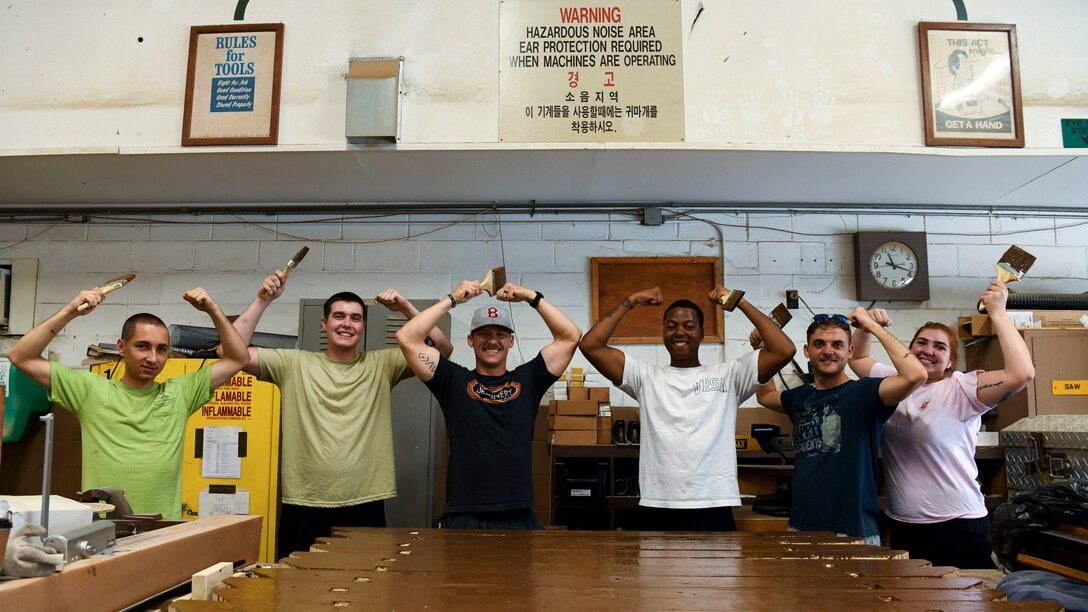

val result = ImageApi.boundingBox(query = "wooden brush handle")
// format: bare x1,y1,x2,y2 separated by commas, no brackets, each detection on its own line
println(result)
77,282,125,312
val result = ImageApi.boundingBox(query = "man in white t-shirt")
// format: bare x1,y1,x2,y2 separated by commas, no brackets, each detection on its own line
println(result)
578,285,795,530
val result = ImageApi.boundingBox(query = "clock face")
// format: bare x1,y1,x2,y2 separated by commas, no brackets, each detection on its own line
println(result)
868,241,918,289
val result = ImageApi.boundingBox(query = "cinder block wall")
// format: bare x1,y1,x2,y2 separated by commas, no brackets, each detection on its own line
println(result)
2,210,1086,407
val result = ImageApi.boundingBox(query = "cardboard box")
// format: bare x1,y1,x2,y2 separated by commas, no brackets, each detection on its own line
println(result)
531,441,550,476
568,386,590,401
551,430,597,445
588,387,610,402
968,311,1088,336
610,406,639,424
533,405,549,441
554,399,599,416
532,475,550,517
596,416,612,445
549,415,597,430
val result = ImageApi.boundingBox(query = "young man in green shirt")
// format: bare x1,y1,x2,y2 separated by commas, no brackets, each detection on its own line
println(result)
228,271,453,557
7,286,249,519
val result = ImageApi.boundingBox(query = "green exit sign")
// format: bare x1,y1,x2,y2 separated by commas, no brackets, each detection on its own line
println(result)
1061,119,1088,148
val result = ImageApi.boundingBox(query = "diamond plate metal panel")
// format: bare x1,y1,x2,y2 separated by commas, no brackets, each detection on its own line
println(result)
1002,426,1088,495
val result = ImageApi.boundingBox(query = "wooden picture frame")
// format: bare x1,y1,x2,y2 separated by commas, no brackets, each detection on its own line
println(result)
182,23,284,146
591,257,724,345
918,22,1023,147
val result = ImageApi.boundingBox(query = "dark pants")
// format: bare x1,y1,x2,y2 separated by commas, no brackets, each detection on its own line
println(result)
444,508,543,530
637,506,737,531
887,515,993,569
277,500,386,559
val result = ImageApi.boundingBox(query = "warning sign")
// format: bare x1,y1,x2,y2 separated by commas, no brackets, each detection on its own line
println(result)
499,0,685,142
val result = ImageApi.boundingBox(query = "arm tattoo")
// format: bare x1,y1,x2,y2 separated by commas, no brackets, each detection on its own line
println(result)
424,336,435,347
978,380,1005,391
417,352,437,373
606,302,629,318
997,391,1016,405
621,298,636,310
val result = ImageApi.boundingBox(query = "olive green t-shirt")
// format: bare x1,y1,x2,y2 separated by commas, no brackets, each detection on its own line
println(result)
257,348,412,507
48,364,212,519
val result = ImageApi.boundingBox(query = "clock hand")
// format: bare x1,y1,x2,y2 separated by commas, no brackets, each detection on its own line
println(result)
885,254,902,271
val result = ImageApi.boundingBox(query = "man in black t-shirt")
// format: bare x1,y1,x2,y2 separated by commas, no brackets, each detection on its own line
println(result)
396,279,581,529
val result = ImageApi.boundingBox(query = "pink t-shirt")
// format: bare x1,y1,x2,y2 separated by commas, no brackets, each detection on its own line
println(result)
871,363,993,523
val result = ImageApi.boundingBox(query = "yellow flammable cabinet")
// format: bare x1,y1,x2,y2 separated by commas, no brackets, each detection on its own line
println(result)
92,359,280,562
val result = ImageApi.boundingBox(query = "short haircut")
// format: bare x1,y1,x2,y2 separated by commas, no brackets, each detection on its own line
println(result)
664,299,704,328
121,313,168,341
911,322,959,376
806,319,851,343
323,291,367,320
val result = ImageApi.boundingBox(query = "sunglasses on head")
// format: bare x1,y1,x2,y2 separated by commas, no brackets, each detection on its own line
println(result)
812,313,849,324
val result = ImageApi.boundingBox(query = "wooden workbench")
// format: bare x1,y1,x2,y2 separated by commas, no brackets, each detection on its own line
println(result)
171,528,1062,610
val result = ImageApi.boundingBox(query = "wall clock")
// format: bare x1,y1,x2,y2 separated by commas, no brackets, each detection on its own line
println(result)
853,232,930,301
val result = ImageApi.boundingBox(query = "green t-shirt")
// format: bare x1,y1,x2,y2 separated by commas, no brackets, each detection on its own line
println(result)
257,348,412,507
48,364,213,519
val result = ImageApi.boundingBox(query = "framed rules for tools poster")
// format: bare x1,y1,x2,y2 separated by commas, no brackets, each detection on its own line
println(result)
182,23,284,145
499,0,684,142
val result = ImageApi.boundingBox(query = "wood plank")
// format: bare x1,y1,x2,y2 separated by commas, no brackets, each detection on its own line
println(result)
168,528,1063,610
0,515,261,612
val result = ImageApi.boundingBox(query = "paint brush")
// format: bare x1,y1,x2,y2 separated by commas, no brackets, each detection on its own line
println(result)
282,246,310,279
77,273,136,311
479,266,507,297
770,303,793,329
993,245,1036,284
258,246,309,300
978,245,1037,313
718,288,746,312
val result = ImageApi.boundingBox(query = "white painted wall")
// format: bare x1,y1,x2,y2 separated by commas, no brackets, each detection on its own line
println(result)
1,1,1084,149
3,211,1086,407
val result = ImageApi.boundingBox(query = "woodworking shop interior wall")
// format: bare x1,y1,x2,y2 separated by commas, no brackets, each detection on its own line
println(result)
2,210,1085,407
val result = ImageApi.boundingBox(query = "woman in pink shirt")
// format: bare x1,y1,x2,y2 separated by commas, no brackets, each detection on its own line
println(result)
849,281,1034,568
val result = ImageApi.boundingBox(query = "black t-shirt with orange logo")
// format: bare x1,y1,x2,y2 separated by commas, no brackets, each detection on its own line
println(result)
425,353,557,513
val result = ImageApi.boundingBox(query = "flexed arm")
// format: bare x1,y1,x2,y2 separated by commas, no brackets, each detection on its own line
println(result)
397,280,481,383
7,288,106,390
975,281,1034,406
217,270,287,376
376,288,454,359
495,283,581,376
848,308,891,378
711,286,795,383
185,288,248,389
578,287,663,386
849,307,925,406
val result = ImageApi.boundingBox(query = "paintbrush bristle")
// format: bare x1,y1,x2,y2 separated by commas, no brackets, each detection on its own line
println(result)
998,245,1036,274
492,267,507,288
106,273,136,284
771,304,792,328
292,246,310,261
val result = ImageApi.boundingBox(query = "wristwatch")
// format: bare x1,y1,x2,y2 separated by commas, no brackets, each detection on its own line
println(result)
529,291,544,309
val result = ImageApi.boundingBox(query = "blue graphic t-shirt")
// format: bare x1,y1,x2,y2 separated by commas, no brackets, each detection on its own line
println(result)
781,377,893,537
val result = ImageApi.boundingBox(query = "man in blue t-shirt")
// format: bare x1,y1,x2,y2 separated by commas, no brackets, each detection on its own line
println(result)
396,279,580,529
753,308,924,543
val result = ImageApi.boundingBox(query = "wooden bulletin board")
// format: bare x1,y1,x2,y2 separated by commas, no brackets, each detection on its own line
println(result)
591,257,724,344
